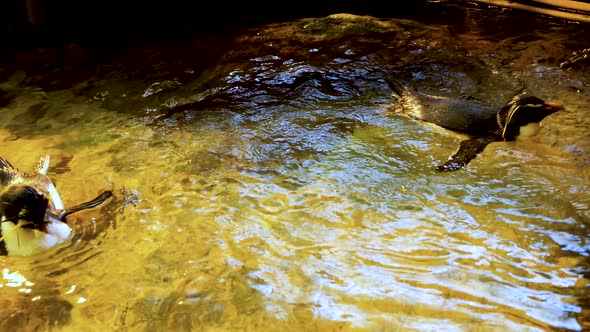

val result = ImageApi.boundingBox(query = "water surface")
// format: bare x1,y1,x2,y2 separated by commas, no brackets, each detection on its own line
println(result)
1,5,590,332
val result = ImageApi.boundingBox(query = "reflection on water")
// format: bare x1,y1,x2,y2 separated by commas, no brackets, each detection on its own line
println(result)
1,4,590,332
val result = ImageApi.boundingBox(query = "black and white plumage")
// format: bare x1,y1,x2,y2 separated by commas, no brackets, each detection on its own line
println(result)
382,72,564,171
0,155,112,256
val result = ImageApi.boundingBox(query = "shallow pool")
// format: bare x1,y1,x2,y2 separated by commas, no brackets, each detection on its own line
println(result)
0,5,589,332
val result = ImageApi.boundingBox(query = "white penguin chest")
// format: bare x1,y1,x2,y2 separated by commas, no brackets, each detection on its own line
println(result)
1,221,72,256
518,122,541,137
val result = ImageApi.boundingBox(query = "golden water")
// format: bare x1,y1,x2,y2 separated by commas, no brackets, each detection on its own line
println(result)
1,8,590,332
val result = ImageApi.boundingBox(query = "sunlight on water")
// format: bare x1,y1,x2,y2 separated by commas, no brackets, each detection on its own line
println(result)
1,8,589,332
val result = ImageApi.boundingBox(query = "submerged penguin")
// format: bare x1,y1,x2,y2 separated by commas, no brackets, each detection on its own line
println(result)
382,71,564,171
0,155,112,256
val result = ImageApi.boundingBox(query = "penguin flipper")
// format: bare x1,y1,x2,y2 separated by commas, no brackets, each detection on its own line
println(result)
59,190,113,221
436,136,497,172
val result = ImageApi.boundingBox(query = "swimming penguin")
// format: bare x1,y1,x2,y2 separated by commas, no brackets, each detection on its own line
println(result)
0,155,112,256
382,71,564,171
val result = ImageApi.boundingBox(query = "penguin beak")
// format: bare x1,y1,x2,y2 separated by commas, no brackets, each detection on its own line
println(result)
544,101,564,113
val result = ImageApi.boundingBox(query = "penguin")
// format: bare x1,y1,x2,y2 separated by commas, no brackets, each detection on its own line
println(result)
0,155,112,256
382,71,564,171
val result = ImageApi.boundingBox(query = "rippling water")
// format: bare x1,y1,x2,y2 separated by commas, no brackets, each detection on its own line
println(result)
1,4,590,332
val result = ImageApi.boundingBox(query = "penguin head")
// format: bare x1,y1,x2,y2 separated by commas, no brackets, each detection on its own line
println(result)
0,184,53,231
0,183,73,256
497,95,564,141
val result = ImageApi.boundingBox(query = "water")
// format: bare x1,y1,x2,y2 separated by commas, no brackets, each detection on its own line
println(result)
1,5,590,332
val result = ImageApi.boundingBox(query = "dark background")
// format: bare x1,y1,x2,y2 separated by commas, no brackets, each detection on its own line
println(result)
0,1,457,50
0,0,588,65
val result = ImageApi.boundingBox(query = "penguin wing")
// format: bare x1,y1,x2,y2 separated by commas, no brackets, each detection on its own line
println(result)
436,136,497,172
59,190,113,221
